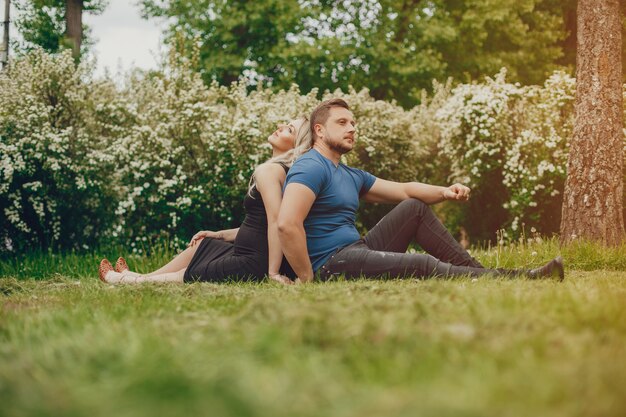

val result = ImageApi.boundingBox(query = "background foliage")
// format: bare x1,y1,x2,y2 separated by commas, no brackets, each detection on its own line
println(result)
11,1,626,110
138,0,626,108
3,46,623,254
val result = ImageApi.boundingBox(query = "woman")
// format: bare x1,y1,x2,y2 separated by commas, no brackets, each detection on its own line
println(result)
99,117,311,284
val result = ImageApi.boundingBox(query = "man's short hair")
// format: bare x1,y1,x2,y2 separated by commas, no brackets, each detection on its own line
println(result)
310,98,350,141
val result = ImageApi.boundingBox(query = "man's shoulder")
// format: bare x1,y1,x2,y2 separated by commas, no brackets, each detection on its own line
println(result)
285,151,332,193
340,162,372,177
291,151,328,171
339,163,377,192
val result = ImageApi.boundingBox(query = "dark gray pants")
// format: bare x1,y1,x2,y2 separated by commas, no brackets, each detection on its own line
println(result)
319,198,509,280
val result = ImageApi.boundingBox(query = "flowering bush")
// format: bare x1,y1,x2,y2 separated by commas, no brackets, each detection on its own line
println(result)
0,48,324,253
104,50,320,251
434,70,575,240
0,50,119,252
501,72,574,235
1,48,625,253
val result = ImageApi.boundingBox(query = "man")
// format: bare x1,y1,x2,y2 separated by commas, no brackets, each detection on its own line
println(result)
278,98,564,283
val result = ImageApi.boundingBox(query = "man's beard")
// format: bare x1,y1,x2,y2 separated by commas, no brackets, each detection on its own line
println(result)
326,136,353,154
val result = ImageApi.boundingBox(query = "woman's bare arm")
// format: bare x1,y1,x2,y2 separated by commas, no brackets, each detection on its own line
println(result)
188,228,239,247
254,163,291,284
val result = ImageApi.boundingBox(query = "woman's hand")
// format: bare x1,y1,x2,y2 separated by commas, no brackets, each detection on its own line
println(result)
188,230,223,247
268,273,294,285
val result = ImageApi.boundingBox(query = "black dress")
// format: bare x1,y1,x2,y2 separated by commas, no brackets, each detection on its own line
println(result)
183,163,293,282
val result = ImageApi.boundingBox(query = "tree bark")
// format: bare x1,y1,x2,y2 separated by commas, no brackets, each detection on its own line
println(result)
560,0,624,246
65,0,82,59
1,0,9,68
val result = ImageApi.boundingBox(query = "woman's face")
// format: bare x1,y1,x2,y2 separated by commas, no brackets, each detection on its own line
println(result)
268,119,305,153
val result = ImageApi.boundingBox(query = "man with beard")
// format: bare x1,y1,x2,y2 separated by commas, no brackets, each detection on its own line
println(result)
277,98,564,283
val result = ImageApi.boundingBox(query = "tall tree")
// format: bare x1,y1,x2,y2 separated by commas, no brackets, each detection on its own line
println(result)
65,0,82,58
560,0,624,245
1,0,9,68
556,0,626,81
13,0,107,58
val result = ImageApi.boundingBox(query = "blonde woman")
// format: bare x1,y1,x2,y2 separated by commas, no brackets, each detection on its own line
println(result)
99,117,311,284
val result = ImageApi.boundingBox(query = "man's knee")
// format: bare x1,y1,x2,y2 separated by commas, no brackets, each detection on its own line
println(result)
398,198,428,215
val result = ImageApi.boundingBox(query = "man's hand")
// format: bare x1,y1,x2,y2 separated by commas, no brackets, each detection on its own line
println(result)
188,230,222,247
443,183,471,201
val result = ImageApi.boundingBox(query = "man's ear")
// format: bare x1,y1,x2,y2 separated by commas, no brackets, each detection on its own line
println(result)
314,123,324,140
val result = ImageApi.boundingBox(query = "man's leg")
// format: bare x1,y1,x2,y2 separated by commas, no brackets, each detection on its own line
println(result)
320,242,563,281
320,242,499,280
363,198,483,268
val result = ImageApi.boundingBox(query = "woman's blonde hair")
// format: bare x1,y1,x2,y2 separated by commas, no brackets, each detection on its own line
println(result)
248,116,312,196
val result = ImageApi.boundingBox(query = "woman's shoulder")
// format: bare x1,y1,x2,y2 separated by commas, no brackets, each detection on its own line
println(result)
254,162,289,178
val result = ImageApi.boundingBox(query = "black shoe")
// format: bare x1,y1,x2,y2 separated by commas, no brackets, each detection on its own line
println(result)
528,256,564,281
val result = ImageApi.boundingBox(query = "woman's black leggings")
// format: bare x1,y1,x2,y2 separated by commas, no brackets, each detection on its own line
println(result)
318,198,516,280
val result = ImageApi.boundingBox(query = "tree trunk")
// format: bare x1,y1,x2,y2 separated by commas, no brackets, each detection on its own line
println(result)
1,0,9,69
560,0,624,246
65,0,82,59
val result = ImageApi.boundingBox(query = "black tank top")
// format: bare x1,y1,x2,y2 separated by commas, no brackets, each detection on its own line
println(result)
233,163,289,258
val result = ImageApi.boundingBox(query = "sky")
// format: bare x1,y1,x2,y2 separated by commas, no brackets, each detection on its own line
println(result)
7,0,165,78
84,0,166,77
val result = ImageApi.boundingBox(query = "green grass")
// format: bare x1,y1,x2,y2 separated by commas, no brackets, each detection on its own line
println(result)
0,242,179,280
2,239,626,417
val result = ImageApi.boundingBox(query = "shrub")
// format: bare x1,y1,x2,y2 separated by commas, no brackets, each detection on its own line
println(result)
1,48,624,254
433,70,575,241
0,50,118,252
106,51,320,250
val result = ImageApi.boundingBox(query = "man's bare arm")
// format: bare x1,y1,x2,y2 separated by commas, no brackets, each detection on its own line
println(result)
363,178,470,205
278,183,316,282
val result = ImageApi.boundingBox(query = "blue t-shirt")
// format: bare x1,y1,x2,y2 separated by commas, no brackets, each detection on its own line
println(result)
285,149,376,272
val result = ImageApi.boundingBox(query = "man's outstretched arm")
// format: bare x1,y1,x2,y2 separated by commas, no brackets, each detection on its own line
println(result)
278,183,316,283
363,178,470,205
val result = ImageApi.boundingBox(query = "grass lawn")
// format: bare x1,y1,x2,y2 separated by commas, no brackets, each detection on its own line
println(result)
1,240,626,417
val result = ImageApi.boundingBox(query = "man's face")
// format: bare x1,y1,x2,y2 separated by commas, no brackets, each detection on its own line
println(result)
318,107,356,154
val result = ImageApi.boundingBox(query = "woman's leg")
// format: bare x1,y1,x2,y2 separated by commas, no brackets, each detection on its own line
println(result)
124,242,202,277
137,268,186,283
363,198,483,268
104,268,186,284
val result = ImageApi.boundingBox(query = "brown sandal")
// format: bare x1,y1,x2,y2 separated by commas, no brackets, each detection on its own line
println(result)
99,259,114,282
115,257,129,273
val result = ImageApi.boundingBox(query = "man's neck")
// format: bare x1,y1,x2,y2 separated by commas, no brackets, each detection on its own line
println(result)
313,142,342,166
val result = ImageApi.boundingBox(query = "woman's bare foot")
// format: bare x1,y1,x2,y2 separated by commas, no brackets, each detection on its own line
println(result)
103,270,140,284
